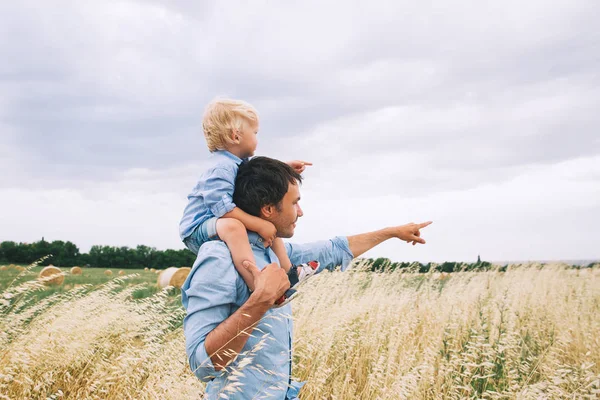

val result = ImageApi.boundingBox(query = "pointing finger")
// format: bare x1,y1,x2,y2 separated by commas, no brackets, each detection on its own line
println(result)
417,221,433,229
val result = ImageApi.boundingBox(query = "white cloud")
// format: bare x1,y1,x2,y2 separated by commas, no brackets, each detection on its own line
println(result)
0,0,599,261
1,155,598,262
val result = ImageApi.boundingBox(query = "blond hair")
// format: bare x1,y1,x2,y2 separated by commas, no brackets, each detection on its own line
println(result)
202,98,259,152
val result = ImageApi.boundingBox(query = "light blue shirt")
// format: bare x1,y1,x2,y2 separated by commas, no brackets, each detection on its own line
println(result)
182,232,353,399
179,151,245,241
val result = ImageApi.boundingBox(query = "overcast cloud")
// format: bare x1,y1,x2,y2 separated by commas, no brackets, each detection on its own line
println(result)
1,0,599,263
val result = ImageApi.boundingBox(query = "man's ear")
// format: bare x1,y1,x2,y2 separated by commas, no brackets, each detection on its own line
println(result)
260,204,274,219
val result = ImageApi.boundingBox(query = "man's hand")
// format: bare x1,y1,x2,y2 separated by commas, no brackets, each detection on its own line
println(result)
347,221,433,258
286,160,312,174
256,220,277,247
243,261,290,306
392,221,433,245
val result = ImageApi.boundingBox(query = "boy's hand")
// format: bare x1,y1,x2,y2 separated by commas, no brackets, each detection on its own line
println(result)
286,160,312,174
257,220,277,247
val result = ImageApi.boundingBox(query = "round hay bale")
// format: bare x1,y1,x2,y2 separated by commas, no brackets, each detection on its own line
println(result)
170,267,191,288
157,268,177,287
104,270,113,277
118,270,125,276
150,268,156,273
70,266,83,275
0,266,7,271
15,266,25,272
157,267,191,289
144,267,149,271
157,267,178,288
38,266,64,286
9,264,16,269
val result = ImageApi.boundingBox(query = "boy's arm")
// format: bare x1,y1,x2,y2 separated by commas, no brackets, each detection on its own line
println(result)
201,168,275,243
223,207,276,245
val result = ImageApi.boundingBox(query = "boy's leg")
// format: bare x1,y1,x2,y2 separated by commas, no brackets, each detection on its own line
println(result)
271,238,292,272
216,218,257,292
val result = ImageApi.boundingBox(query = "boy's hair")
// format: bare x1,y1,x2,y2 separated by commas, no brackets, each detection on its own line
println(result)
233,157,302,217
202,98,259,152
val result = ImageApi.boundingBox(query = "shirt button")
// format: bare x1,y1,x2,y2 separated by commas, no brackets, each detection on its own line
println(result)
258,238,263,242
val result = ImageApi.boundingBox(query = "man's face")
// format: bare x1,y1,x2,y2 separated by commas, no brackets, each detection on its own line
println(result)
268,182,303,238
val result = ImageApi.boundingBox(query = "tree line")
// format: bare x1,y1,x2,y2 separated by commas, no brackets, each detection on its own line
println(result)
2,239,596,272
366,257,495,273
0,239,195,269
364,257,598,273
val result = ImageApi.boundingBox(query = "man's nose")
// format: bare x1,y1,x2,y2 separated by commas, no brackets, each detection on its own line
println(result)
296,204,303,217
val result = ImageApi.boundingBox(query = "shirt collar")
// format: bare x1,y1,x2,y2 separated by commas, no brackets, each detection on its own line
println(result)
213,150,246,163
247,231,267,249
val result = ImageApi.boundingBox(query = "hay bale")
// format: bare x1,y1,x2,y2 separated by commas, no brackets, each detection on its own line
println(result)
0,266,7,271
38,266,64,286
157,267,191,289
15,266,25,272
9,264,16,269
157,267,178,288
118,270,125,276
104,270,113,277
70,266,83,275
150,268,156,272
170,267,191,288
157,268,175,286
144,267,149,271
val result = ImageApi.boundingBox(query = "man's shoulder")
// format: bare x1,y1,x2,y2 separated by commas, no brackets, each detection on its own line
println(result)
197,240,231,256
188,241,237,286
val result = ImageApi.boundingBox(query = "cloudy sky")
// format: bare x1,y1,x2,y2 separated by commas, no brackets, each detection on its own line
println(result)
1,0,599,263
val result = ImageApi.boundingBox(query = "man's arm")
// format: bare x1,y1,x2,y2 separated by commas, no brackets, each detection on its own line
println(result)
203,262,289,371
347,221,432,258
183,246,289,380
285,222,433,272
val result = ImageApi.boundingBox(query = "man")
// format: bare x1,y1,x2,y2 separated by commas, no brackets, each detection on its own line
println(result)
182,157,432,399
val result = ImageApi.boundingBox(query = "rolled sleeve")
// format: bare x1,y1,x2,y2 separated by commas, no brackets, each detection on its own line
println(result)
182,244,239,382
202,168,237,218
285,236,354,272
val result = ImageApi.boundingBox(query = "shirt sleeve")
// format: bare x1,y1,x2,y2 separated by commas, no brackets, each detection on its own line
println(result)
202,167,237,218
182,244,239,382
285,236,354,272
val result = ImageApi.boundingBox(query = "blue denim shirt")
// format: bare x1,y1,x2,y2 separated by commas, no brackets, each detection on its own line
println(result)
179,151,245,241
182,232,353,399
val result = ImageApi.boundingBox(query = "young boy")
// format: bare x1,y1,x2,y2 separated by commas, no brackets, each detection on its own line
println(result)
179,98,319,306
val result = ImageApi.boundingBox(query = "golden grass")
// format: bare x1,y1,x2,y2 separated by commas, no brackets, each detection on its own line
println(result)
0,262,598,399
293,264,600,399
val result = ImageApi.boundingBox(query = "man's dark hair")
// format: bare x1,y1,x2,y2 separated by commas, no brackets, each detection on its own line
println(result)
233,156,302,217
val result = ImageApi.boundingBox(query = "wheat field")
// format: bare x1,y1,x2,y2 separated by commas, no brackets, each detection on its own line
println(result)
0,262,599,399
